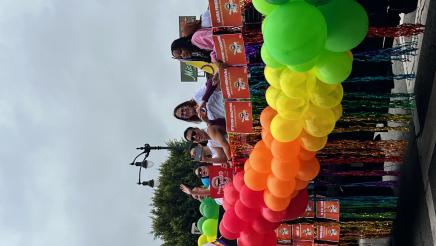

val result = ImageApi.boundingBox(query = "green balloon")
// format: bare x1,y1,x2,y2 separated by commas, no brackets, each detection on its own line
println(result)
199,203,206,216
203,203,219,219
202,219,218,237
266,0,290,4
263,1,327,66
261,45,284,68
197,217,207,234
288,56,318,72
252,0,277,16
315,50,352,84
318,0,368,52
305,0,331,6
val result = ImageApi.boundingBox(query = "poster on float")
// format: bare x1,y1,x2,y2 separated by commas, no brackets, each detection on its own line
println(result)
225,101,253,133
213,34,247,65
208,166,233,198
208,0,243,27
316,200,340,221
219,66,250,99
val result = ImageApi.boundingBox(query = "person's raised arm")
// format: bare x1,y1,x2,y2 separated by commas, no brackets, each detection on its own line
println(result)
208,126,231,160
201,147,227,164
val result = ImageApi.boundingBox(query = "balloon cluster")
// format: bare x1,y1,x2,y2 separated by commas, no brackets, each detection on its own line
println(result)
219,0,368,243
197,198,220,245
219,171,309,245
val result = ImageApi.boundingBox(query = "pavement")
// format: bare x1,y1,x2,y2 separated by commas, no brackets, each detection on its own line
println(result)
391,0,436,245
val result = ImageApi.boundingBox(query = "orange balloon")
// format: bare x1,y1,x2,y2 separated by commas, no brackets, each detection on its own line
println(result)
299,148,316,161
260,106,277,131
261,129,274,149
267,174,296,198
244,159,251,172
295,178,310,190
297,158,320,181
264,189,291,211
271,157,300,181
270,139,300,161
244,168,268,191
250,147,273,174
253,140,268,151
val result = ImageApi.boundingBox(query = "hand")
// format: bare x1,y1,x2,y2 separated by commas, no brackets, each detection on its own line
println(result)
180,184,192,195
197,109,208,122
196,101,207,115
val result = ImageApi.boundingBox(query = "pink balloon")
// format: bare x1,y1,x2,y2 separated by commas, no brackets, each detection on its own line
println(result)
261,207,286,223
234,200,260,223
223,183,239,206
251,216,279,234
233,171,245,192
239,185,264,209
239,228,264,246
286,188,309,220
222,208,247,234
262,230,277,246
219,221,239,240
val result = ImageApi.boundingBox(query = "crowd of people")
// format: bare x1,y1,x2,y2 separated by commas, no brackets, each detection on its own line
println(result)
170,9,232,203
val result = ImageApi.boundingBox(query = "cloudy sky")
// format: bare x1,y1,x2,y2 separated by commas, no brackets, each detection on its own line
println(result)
0,0,207,245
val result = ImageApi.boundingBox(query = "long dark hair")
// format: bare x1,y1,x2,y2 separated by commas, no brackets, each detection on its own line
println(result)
171,35,211,62
174,100,201,123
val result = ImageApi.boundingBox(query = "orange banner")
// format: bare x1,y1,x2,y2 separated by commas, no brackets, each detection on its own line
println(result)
208,0,243,27
213,34,247,65
225,101,253,133
219,67,250,99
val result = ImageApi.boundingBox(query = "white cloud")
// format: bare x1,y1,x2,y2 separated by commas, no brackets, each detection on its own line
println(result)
0,0,208,245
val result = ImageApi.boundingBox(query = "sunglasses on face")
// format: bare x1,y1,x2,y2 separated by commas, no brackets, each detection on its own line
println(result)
189,131,197,142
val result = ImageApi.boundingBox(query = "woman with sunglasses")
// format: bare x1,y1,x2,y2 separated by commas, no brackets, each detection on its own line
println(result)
184,127,231,162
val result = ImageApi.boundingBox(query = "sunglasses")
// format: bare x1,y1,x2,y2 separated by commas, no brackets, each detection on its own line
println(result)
189,130,198,142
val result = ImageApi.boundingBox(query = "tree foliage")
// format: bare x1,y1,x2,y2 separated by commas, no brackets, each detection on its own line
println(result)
151,139,202,246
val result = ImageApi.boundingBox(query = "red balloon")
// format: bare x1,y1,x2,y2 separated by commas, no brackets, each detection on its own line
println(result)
222,199,232,211
234,200,259,223
219,221,239,240
286,189,309,220
223,183,239,206
239,228,264,246
239,185,265,209
252,215,279,234
233,171,245,192
222,208,247,234
262,230,277,246
261,207,286,223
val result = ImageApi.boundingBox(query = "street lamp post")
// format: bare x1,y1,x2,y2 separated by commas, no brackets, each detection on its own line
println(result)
129,143,174,188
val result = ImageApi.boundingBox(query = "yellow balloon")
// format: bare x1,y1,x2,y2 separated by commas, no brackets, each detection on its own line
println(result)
265,66,284,89
270,114,304,142
198,234,209,246
279,68,309,99
207,236,217,242
303,103,336,137
331,104,343,121
276,92,309,120
308,78,343,108
265,86,281,110
298,130,328,152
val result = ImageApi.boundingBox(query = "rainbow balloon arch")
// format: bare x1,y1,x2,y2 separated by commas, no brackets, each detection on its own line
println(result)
192,0,420,245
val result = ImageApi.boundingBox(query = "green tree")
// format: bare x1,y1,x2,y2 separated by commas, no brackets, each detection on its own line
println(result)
151,140,202,246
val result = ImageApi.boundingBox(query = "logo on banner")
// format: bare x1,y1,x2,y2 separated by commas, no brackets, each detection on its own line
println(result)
234,78,247,91
224,1,238,14
229,42,243,55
